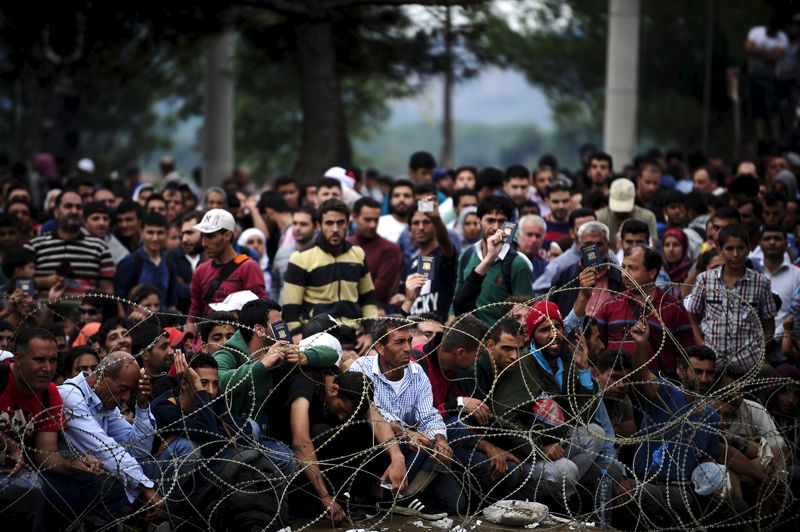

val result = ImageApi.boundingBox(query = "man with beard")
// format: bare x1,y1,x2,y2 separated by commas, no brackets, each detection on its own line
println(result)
24,190,115,296
451,195,532,326
347,197,402,306
399,203,456,321
586,152,613,197
284,200,377,352
188,209,266,319
425,316,532,502
166,211,206,315
130,320,175,390
378,180,415,243
543,182,572,247
490,301,604,501
271,205,318,302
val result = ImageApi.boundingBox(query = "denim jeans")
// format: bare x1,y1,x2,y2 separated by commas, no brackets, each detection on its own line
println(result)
1,468,44,531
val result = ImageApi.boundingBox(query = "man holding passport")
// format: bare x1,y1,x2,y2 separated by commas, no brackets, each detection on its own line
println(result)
397,197,457,321
450,195,533,326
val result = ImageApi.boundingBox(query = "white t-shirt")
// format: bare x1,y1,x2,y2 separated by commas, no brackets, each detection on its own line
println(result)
377,214,407,243
748,26,789,78
386,372,407,394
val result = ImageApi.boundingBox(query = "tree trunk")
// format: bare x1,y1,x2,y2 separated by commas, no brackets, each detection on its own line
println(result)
441,6,454,168
203,30,236,188
291,17,352,184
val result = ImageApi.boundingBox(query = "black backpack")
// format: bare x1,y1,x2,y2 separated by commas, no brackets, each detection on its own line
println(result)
192,448,289,532
458,245,518,295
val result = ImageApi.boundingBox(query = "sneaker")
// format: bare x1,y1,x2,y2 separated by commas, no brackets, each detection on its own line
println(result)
391,498,447,520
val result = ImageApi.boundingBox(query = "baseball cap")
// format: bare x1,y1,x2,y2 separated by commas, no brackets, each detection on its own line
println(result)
164,327,193,347
209,290,259,312
193,208,235,233
609,178,635,213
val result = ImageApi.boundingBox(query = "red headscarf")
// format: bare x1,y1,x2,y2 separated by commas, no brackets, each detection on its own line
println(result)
661,228,692,285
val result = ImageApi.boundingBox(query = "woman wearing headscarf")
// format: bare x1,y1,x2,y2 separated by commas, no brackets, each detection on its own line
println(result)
455,206,481,248
237,227,270,291
661,228,693,299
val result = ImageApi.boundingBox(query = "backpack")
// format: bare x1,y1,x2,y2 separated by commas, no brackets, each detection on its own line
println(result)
192,448,289,532
459,246,518,295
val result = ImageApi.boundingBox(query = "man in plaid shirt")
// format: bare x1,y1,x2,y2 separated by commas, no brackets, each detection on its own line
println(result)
686,224,777,372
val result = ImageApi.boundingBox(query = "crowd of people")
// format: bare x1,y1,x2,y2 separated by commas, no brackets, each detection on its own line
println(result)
1,145,800,531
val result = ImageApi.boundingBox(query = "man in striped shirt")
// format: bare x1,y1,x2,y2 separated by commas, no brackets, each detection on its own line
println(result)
24,190,115,296
283,199,377,354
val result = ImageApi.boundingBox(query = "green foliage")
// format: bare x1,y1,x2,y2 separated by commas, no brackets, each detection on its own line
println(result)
230,4,493,182
0,3,225,173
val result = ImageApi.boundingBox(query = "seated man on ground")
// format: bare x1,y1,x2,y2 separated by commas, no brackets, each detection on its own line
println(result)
1,327,102,531
50,352,164,525
350,315,465,519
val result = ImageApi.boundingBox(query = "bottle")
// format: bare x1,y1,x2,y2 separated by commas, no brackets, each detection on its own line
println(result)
596,468,611,529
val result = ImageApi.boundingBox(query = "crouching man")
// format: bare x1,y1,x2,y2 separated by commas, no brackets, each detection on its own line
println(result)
46,351,164,526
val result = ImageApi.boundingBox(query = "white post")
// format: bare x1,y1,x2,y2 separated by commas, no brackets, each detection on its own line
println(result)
603,0,640,170
203,31,235,188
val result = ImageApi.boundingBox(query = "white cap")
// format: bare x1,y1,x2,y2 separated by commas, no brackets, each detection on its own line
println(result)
77,158,95,173
324,166,356,189
300,332,343,366
209,290,259,312
609,178,635,213
193,208,235,233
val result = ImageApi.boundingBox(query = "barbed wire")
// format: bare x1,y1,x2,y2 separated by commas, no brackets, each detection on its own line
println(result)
1,263,799,531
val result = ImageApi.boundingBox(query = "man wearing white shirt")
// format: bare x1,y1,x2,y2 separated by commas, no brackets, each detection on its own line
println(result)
746,18,789,140
759,225,800,343
377,180,414,243
53,352,164,522
350,316,464,519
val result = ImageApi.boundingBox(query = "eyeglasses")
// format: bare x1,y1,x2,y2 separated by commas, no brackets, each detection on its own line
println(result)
81,307,99,315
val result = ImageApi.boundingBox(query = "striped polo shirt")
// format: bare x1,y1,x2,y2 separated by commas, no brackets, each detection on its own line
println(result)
24,232,115,294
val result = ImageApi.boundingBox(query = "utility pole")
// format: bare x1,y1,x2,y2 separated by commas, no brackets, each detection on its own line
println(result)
602,0,640,171
203,30,235,188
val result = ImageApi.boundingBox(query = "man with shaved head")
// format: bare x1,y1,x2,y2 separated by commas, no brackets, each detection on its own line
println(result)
44,352,165,525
